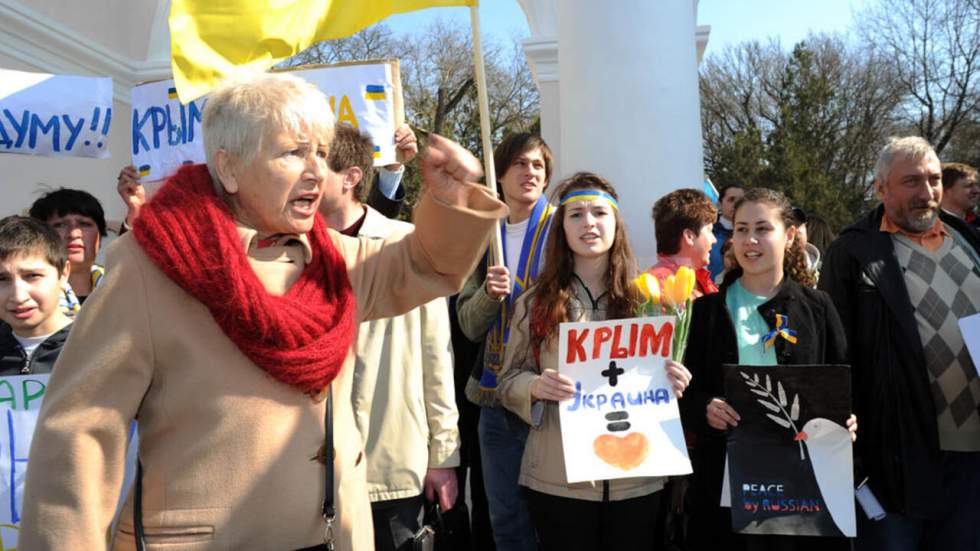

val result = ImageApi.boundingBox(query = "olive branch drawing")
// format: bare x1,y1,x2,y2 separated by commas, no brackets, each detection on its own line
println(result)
739,371,804,460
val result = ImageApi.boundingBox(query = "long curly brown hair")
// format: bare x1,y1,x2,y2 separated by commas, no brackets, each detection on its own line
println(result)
527,173,643,351
733,188,815,287
786,238,817,287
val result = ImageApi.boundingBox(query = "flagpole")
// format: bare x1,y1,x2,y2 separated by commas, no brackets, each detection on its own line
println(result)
470,4,504,265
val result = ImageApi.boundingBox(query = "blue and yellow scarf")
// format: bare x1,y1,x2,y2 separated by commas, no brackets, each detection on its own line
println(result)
477,195,554,405
60,264,106,317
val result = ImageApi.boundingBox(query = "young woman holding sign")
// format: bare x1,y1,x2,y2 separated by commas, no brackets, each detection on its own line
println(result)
681,188,856,551
496,172,692,550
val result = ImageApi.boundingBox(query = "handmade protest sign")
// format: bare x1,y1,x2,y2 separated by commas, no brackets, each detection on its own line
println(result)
282,61,403,167
0,69,113,159
0,374,137,550
959,312,980,367
0,374,49,549
131,60,403,181
130,79,207,181
724,364,855,537
558,317,691,483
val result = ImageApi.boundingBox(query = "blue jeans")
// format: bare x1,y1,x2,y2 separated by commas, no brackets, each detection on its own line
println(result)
856,451,980,551
479,405,536,551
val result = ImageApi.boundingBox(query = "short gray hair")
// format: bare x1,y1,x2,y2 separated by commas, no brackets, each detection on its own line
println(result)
202,72,336,190
874,136,937,185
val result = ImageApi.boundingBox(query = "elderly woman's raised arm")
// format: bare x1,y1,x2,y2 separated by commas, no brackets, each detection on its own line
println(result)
342,135,508,322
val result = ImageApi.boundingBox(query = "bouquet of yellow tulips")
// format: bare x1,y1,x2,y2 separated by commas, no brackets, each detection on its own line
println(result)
633,266,697,361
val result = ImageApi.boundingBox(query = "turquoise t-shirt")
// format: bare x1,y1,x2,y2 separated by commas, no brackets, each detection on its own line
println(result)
725,279,778,366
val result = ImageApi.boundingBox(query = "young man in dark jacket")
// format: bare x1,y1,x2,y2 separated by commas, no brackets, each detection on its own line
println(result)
820,136,980,551
0,216,73,376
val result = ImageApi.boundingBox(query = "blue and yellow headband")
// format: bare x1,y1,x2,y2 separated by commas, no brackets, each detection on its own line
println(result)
559,190,620,210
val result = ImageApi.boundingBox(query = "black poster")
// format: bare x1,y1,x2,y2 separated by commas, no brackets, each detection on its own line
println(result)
723,364,855,537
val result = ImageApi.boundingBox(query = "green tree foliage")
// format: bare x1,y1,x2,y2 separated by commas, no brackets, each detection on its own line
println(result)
704,0,980,229
764,45,870,230
701,36,903,231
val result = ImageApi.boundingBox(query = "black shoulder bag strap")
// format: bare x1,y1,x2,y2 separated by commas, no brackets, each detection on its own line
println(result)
135,459,146,550
322,386,336,550
134,385,337,551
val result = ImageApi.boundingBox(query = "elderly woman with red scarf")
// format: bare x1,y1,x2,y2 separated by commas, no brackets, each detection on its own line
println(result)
20,73,505,551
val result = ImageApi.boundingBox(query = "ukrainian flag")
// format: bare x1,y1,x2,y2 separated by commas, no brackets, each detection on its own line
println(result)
365,85,386,101
139,165,152,177
169,0,477,102
372,145,381,159
167,87,179,100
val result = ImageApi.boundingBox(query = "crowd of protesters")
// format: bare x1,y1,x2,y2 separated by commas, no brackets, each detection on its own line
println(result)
1,72,978,551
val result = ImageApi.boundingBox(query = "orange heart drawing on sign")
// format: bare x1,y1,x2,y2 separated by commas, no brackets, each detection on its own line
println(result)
593,432,649,470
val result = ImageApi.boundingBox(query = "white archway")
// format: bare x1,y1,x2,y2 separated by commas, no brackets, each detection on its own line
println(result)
517,0,711,266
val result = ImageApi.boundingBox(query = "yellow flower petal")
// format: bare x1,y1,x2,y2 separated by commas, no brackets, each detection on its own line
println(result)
663,274,678,308
634,273,662,306
677,266,696,303
647,273,661,304
634,274,650,301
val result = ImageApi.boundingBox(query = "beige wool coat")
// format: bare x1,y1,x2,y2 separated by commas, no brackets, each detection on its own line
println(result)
350,206,459,502
19,186,505,551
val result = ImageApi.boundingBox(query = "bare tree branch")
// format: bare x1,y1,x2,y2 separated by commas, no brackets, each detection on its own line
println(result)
858,0,980,153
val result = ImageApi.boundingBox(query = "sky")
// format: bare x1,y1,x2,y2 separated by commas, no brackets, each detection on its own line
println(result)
384,3,529,44
697,0,871,57
381,1,871,58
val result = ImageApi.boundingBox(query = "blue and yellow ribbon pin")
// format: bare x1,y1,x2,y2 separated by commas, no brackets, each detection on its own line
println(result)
764,314,798,348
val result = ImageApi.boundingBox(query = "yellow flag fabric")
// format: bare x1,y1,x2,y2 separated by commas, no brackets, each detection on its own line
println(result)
169,0,477,102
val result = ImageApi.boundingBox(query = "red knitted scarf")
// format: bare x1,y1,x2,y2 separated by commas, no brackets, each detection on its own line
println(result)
132,164,355,394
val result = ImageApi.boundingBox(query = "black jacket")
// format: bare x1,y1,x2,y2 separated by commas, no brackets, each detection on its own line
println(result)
0,322,72,377
681,273,848,514
818,205,980,519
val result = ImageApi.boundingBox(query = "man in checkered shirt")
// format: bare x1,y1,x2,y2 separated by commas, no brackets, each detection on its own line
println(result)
821,136,980,551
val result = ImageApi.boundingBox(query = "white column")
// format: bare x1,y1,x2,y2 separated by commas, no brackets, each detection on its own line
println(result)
522,39,560,173
518,0,561,175
555,1,705,267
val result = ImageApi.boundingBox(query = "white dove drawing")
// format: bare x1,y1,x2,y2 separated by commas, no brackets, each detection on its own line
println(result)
738,371,857,537
796,417,856,537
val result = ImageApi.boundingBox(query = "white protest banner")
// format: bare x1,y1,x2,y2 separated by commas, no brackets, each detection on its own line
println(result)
0,374,137,550
0,374,49,549
131,60,403,181
130,80,206,180
282,61,403,167
0,69,113,159
558,317,692,483
959,312,980,368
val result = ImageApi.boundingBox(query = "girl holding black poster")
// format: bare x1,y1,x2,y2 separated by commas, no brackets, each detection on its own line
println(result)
681,188,857,551
496,173,692,551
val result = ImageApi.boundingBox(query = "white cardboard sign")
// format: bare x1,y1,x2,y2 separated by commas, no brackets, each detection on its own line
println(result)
130,80,206,180
958,313,980,370
558,317,692,483
131,61,401,181
0,374,137,550
0,374,49,549
0,69,113,159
